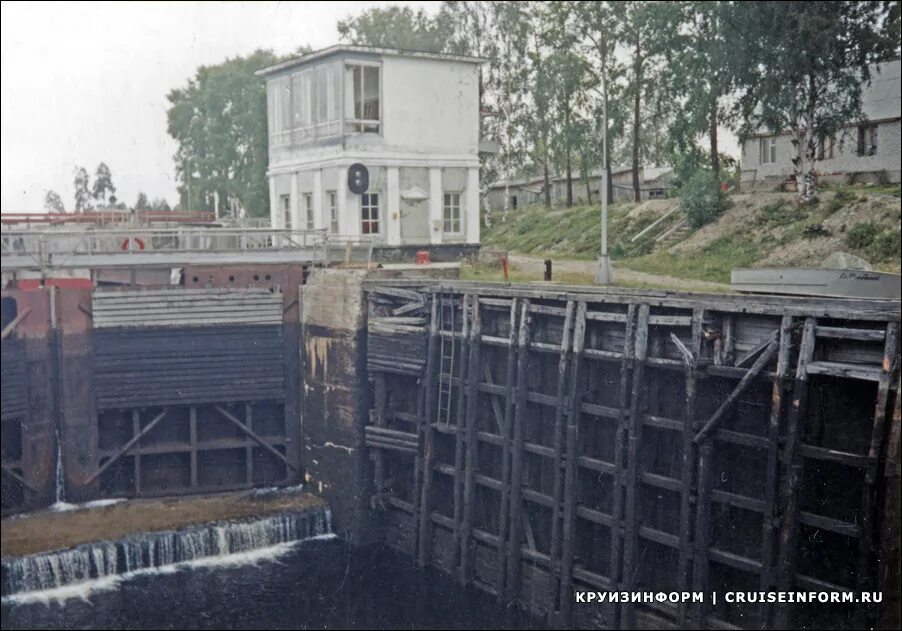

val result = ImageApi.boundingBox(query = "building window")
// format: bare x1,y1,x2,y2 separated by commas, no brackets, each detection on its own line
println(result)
361,192,380,234
818,135,835,160
280,194,291,229
759,137,777,164
328,191,338,233
304,193,314,230
443,192,462,234
346,64,380,133
648,189,665,199
857,124,878,156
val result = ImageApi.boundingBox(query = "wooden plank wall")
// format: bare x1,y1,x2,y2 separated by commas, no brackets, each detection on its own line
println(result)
365,282,901,630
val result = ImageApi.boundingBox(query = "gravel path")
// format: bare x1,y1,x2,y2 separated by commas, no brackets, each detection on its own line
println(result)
508,254,732,292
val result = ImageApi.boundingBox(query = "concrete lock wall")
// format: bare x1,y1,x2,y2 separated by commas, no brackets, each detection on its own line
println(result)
299,268,375,544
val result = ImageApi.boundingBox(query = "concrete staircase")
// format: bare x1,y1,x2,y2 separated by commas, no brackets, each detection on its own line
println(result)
654,220,692,251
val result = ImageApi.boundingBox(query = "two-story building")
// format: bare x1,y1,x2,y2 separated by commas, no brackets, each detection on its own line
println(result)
257,45,483,260
741,59,901,189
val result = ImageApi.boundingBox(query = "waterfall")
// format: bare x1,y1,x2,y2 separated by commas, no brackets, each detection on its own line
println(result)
2,507,333,602
54,428,66,505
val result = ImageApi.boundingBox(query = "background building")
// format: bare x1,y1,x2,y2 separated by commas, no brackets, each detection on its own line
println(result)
259,45,483,260
741,59,901,189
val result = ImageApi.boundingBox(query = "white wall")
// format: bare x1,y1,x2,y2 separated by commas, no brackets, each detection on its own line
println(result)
741,119,901,184
381,56,480,156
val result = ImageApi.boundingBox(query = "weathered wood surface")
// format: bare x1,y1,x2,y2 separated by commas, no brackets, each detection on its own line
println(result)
364,282,901,630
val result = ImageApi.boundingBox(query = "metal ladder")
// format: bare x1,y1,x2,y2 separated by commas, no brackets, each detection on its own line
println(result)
435,291,456,426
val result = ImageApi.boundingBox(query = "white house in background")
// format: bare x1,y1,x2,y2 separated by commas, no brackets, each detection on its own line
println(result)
741,59,901,189
257,45,483,258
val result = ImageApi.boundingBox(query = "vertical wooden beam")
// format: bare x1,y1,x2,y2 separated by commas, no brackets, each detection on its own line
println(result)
245,403,253,486
557,301,587,625
621,304,650,631
497,298,519,602
690,442,714,629
416,294,440,567
189,406,198,489
505,298,531,602
459,297,482,586
677,308,704,627
858,322,899,625
774,317,816,629
373,373,388,503
760,315,793,627
451,294,472,571
548,301,576,623
609,304,637,631
132,409,141,495
722,315,735,365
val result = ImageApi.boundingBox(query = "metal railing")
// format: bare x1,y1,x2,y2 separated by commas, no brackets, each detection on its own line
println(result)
1,226,378,271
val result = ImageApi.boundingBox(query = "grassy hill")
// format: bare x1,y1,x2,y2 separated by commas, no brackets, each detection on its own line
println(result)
480,185,901,284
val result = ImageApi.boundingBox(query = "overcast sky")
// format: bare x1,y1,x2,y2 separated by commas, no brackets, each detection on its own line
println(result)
0,1,438,212
1,1,739,213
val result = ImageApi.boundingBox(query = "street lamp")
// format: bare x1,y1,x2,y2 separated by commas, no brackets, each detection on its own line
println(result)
595,64,612,285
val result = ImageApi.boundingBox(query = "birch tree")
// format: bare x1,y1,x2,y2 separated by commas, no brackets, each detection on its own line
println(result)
732,1,895,203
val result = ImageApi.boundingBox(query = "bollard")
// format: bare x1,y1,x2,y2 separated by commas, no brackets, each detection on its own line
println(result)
544,259,552,282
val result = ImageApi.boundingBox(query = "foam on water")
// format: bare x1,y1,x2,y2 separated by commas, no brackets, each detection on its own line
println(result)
1,508,333,605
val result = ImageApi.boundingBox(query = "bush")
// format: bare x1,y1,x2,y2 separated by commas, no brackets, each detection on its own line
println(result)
846,222,880,249
870,231,900,261
679,170,730,228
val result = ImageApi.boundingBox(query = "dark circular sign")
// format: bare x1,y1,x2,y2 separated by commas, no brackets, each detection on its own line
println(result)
348,163,369,195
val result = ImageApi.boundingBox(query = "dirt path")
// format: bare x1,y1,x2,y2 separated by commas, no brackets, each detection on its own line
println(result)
508,254,732,292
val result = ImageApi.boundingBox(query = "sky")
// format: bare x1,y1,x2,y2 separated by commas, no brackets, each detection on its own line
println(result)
1,1,739,214
0,0,438,212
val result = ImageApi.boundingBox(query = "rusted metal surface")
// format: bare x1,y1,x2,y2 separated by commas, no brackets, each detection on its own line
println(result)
364,281,901,630
1,265,309,512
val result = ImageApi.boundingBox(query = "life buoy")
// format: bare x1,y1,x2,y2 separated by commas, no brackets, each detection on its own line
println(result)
121,237,145,251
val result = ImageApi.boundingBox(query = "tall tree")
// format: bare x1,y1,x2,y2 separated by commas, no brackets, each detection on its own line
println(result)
44,190,66,214
73,166,92,213
337,5,450,52
618,2,679,202
149,197,171,212
92,162,115,207
567,0,626,205
732,1,895,203
134,192,149,211
167,50,285,218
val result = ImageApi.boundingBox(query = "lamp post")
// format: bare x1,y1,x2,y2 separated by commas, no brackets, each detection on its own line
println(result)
595,57,612,285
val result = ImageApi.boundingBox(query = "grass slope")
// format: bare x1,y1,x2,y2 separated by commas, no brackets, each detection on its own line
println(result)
482,185,901,284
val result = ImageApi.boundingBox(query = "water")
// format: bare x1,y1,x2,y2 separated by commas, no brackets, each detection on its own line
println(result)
2,510,332,599
2,539,535,630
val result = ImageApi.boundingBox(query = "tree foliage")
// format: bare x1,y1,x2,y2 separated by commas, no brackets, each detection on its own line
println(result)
338,5,451,52
166,50,287,218
73,166,92,213
92,162,116,207
680,169,730,228
44,190,66,214
731,1,896,202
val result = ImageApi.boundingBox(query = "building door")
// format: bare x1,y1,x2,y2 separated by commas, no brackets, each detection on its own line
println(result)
400,198,429,242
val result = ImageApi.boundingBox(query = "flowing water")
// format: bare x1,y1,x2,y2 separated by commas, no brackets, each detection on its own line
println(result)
1,506,534,630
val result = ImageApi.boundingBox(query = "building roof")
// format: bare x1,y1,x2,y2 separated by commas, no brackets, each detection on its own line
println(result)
256,44,486,77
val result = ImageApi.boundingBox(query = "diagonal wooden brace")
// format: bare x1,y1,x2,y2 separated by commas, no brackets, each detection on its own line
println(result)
694,338,779,445
214,405,298,472
2,463,40,492
1,307,32,340
84,409,168,484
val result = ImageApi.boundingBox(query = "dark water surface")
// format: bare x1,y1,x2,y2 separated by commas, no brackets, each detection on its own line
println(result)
2,539,538,630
